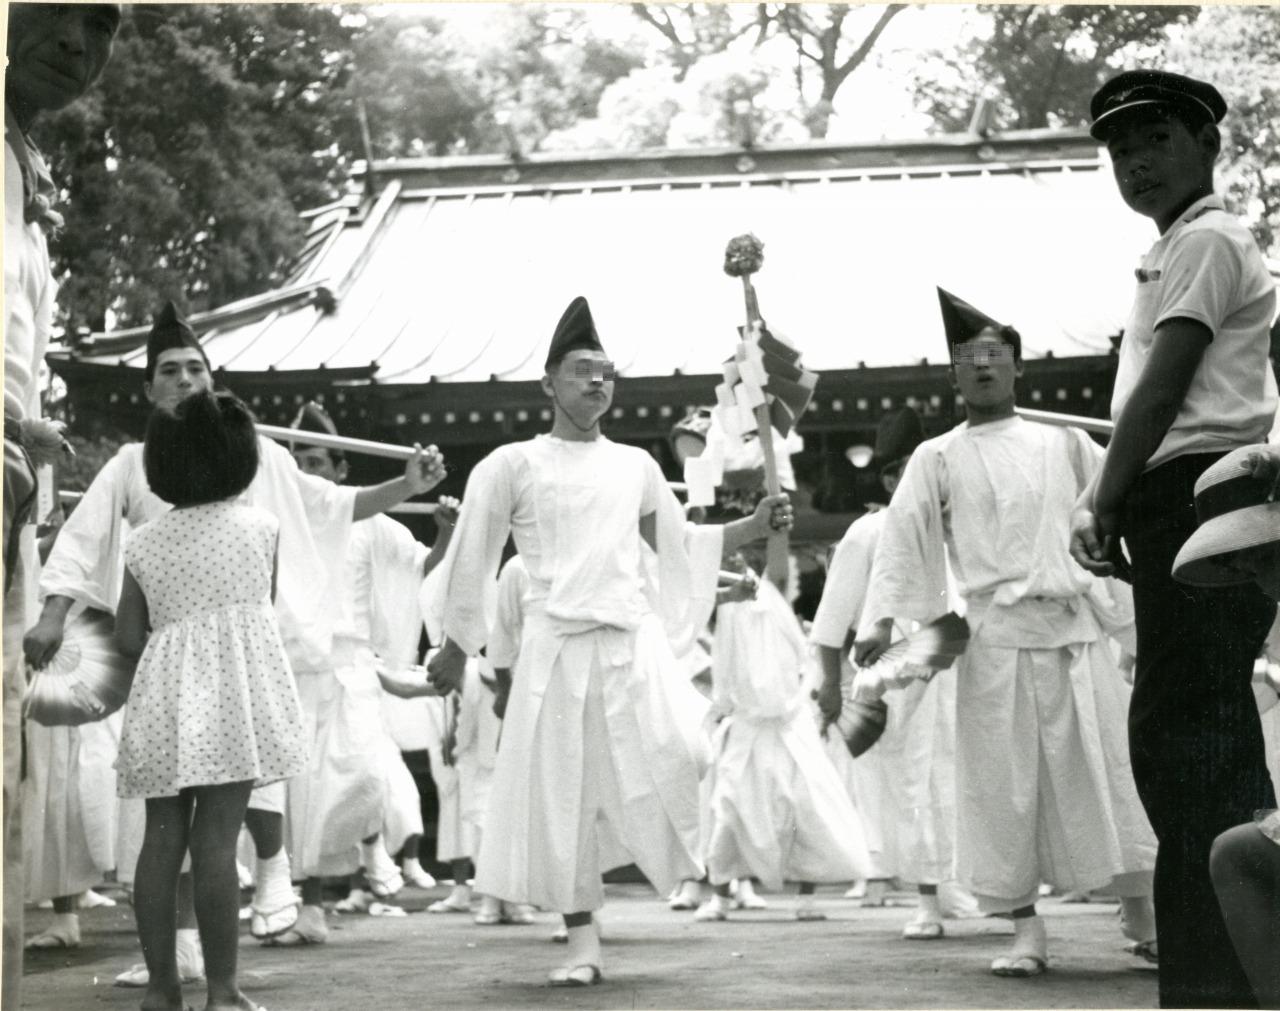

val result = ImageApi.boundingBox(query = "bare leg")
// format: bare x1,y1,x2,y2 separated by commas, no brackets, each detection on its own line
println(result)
187,780,255,1011
299,879,324,906
134,793,193,1011
243,809,283,860
176,874,197,929
1211,823,1280,1008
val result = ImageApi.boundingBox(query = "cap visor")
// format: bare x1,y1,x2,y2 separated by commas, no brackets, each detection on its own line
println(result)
1090,99,1176,141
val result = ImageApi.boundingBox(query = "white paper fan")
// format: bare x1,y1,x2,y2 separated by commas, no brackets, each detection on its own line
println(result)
24,610,134,727
848,612,970,701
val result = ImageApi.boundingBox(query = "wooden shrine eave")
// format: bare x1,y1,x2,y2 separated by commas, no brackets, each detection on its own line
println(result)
46,354,377,390
357,128,1100,192
74,279,337,357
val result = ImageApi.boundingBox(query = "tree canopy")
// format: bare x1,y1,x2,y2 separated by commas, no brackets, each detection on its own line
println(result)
24,2,1278,336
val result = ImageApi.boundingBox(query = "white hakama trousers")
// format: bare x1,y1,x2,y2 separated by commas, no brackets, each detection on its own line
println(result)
705,705,872,891
956,636,1156,911
425,695,466,862
876,674,960,886
475,615,705,913
429,665,501,864
23,713,121,901
378,738,422,858
286,662,383,879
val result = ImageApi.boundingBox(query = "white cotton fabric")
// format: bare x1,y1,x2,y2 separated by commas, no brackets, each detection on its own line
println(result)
704,578,871,890
117,503,306,799
4,138,55,422
861,416,1155,905
1112,195,1277,470
809,509,962,885
433,436,721,911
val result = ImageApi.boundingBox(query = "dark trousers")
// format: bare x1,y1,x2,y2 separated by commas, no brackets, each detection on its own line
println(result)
1124,453,1278,1008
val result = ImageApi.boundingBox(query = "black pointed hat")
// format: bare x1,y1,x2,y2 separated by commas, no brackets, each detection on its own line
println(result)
289,401,342,458
937,288,1004,350
545,296,605,369
873,407,924,474
145,301,206,380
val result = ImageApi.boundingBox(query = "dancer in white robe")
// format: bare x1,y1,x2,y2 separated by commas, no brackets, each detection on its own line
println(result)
24,308,444,964
812,407,972,940
288,405,456,922
856,291,1157,977
695,565,872,922
427,296,792,986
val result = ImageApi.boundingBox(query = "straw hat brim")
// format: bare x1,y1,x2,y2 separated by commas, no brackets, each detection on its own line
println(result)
1172,501,1280,587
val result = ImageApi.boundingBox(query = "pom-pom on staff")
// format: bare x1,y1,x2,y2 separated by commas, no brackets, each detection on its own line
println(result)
720,233,816,588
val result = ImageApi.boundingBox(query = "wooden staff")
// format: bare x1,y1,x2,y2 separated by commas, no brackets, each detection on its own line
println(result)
258,424,692,499
1015,408,1114,437
724,234,789,588
255,423,421,461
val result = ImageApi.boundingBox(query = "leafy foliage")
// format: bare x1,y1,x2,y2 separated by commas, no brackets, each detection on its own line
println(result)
913,5,1196,132
35,4,360,331
1165,6,1280,256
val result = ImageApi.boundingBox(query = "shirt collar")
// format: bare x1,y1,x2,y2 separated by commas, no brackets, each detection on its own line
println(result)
5,104,61,231
1166,194,1225,237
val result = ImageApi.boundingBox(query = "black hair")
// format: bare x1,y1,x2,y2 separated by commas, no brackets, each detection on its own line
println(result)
995,324,1023,363
145,390,259,507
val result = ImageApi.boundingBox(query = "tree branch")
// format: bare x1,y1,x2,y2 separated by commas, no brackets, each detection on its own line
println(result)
629,4,686,50
828,3,905,93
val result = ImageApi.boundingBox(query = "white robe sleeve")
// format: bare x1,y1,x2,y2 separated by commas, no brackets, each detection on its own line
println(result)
809,516,879,650
38,451,129,613
1063,427,1138,654
642,455,723,659
435,450,514,657
858,445,951,638
251,436,357,670
487,557,529,670
366,515,429,671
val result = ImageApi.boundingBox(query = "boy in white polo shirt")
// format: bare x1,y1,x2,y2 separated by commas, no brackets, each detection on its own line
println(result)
1070,70,1278,1009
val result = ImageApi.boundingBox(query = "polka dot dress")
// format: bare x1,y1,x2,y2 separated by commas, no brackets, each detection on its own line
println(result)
116,501,308,799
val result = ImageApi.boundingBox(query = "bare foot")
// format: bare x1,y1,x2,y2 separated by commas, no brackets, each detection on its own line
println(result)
139,985,190,1011
205,993,262,1011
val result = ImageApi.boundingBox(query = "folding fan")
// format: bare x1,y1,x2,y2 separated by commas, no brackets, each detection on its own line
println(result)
24,610,134,727
835,612,970,757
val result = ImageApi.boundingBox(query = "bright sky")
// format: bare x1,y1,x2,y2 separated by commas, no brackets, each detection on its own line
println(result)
368,2,988,142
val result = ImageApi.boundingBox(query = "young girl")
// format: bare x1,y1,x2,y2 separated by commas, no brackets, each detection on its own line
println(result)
695,552,872,922
116,390,307,1011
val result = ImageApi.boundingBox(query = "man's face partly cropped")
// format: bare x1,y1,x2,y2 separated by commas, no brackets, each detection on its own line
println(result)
6,4,121,116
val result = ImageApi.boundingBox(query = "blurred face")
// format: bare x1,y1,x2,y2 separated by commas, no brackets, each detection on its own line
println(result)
542,350,615,428
292,447,346,484
5,4,120,123
145,349,212,410
1105,114,1217,233
950,330,1021,411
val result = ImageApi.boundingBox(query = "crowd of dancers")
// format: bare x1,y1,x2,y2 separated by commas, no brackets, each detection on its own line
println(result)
6,7,1280,1008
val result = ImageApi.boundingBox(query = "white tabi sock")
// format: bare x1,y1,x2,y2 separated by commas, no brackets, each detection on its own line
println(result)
917,891,943,921
253,850,294,910
564,922,601,968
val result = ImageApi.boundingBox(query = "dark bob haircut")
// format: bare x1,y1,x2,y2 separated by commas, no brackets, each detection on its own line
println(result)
144,390,259,507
